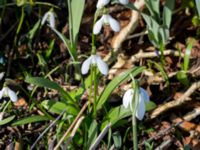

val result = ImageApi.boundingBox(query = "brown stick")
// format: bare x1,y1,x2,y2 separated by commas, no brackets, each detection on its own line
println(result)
150,81,200,119
53,102,88,150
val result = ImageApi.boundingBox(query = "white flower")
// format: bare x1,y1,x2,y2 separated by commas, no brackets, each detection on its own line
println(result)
123,88,149,120
96,0,110,8
81,54,109,75
118,0,129,5
41,10,56,28
93,14,120,34
0,87,18,102
96,0,129,8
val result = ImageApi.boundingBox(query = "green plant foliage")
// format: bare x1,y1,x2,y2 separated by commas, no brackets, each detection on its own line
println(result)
25,76,76,104
69,0,85,45
41,100,79,115
101,105,131,129
0,115,15,126
12,115,50,126
87,120,98,148
96,66,145,110
195,0,200,17
112,131,122,149
176,70,189,86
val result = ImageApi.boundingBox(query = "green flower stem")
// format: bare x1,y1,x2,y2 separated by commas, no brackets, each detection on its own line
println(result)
91,10,99,54
159,44,165,67
132,114,138,150
93,65,98,117
88,66,94,112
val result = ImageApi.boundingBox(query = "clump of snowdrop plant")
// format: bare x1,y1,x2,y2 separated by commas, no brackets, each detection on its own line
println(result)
122,79,150,149
0,86,18,102
93,0,129,34
41,9,56,29
123,87,149,120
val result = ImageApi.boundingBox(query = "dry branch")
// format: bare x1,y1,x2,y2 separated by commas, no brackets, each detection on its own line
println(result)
150,81,200,119
104,0,145,64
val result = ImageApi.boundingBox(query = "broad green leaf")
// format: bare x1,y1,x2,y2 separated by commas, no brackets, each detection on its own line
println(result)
183,42,193,71
195,0,200,17
0,115,15,126
145,101,157,111
145,0,160,21
25,76,75,103
69,0,85,44
12,115,50,126
87,120,98,148
101,105,131,129
41,100,78,115
163,0,175,28
96,66,145,110
176,70,189,86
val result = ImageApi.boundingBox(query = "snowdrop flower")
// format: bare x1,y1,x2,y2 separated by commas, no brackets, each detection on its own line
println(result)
93,14,120,34
0,87,18,102
96,0,129,8
123,88,149,120
41,10,56,28
117,0,129,5
81,54,108,75
96,0,110,8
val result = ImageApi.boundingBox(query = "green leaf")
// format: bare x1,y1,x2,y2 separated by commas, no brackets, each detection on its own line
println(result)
69,0,85,44
163,0,175,28
41,100,79,115
101,105,132,129
87,120,98,148
12,115,50,126
176,70,189,86
195,0,200,17
145,0,160,21
183,42,193,71
96,66,145,110
145,101,157,111
25,76,75,103
112,131,122,149
51,27,75,61
0,115,15,126
45,40,55,59
28,19,41,40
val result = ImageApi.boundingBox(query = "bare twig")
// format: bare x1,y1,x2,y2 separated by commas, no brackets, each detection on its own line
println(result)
64,116,85,147
131,49,183,63
150,81,200,119
30,109,66,150
53,102,88,150
104,0,145,64
155,138,173,150
89,123,111,150
142,106,200,146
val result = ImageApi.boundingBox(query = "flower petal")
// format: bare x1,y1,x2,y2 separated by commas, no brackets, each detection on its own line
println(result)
81,56,92,75
135,95,146,120
119,0,129,5
107,15,120,32
140,87,149,102
96,55,109,75
93,17,104,34
8,88,18,102
123,89,134,108
0,90,3,99
41,12,49,25
96,0,110,8
49,12,55,28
